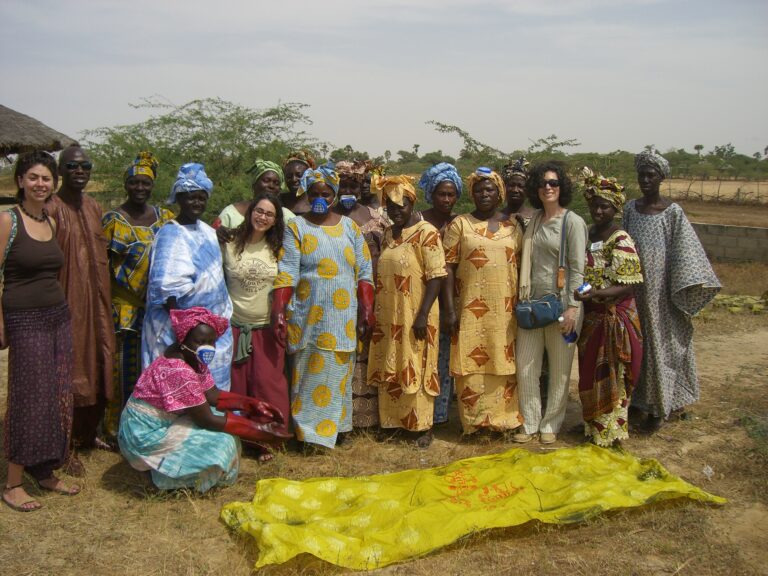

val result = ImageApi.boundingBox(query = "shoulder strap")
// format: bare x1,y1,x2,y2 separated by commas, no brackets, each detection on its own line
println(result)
2,208,18,273
555,210,570,292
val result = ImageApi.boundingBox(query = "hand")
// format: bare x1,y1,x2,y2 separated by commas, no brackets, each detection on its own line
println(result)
573,288,594,302
214,223,235,244
223,412,292,443
412,312,428,340
0,322,7,350
215,392,286,425
560,306,578,334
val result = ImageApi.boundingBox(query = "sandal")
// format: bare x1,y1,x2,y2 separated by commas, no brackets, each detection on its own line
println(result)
3,484,42,513
36,476,81,496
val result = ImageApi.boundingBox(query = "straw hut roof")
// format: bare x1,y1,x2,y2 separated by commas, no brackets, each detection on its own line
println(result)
0,104,78,154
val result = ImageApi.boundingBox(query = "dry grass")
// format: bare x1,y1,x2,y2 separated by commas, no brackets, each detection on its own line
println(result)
2,249,768,576
664,179,768,204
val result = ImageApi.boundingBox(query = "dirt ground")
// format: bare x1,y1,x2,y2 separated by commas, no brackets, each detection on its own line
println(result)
1,261,767,576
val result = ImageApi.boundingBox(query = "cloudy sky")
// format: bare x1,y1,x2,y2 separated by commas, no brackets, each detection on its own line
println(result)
2,0,766,158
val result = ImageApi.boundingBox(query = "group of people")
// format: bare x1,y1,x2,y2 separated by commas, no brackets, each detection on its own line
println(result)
1,144,720,509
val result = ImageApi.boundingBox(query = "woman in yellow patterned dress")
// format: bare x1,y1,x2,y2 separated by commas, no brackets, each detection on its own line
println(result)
442,167,524,436
270,163,375,449
367,176,446,447
575,168,643,446
102,152,175,444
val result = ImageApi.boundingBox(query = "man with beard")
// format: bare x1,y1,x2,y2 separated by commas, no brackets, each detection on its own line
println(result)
49,145,114,475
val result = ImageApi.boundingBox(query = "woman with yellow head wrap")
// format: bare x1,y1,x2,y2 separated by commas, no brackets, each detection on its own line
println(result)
367,174,446,447
574,167,643,447
441,167,524,436
102,152,176,444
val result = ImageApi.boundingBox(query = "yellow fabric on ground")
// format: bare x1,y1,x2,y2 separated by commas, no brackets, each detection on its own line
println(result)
220,444,725,571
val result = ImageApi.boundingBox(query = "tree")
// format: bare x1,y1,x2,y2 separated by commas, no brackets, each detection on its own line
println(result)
82,96,315,217
384,150,392,164
396,150,419,163
526,134,581,156
694,144,704,157
412,144,420,158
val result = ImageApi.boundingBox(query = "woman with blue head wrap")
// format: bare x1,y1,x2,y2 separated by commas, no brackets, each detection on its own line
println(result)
270,161,375,449
142,162,235,392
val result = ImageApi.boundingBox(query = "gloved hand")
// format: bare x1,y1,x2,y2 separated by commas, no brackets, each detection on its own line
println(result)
270,287,294,347
356,281,375,343
215,391,286,425
222,412,292,443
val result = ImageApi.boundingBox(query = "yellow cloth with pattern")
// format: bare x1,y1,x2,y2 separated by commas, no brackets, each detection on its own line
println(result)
584,229,643,289
221,444,725,570
367,220,447,431
443,214,522,376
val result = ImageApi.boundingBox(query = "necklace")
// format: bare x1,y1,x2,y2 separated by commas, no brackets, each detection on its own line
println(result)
19,203,48,223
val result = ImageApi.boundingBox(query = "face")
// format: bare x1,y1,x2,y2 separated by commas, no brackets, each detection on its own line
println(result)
386,196,414,227
637,166,663,196
361,175,372,200
124,174,154,205
537,170,561,206
253,170,282,195
283,161,307,194
183,323,217,350
18,163,55,203
176,190,208,222
588,196,617,226
251,198,277,233
307,182,336,204
471,179,500,212
59,148,92,191
432,181,458,215
338,176,362,199
504,174,526,204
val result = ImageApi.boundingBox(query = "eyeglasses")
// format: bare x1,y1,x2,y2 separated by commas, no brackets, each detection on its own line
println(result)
540,179,560,188
253,207,276,220
64,161,93,171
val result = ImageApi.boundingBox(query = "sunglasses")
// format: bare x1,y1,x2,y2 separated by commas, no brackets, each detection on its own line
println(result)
64,161,93,171
540,179,560,188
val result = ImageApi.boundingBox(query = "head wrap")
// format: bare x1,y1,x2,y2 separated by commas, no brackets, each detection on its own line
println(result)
124,151,159,181
298,162,340,197
634,149,670,179
336,160,371,182
284,149,317,170
581,167,626,216
246,159,286,191
373,174,417,207
418,162,463,205
168,162,213,204
502,156,529,181
170,306,229,343
466,167,506,202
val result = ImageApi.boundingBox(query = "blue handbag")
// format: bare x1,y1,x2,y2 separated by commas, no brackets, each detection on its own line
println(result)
515,211,569,330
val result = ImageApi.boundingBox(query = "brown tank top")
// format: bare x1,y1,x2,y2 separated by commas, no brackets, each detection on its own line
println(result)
2,207,65,310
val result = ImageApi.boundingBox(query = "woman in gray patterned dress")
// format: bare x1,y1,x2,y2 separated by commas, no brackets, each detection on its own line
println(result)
622,149,720,432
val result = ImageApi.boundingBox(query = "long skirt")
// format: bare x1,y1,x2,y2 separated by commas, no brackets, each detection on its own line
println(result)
577,297,643,446
455,373,522,434
351,342,379,428
104,329,142,441
289,346,355,448
231,325,291,437
432,332,454,424
378,385,434,432
4,302,73,480
118,398,240,493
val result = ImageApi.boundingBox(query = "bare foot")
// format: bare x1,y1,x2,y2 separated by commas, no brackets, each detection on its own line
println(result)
3,485,42,512
37,476,81,496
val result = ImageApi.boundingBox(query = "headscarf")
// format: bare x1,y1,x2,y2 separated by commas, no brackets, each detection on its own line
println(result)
124,151,159,181
168,162,213,204
373,174,417,207
284,149,317,170
418,162,463,205
502,156,529,181
581,166,626,216
634,148,671,179
298,162,340,197
246,159,286,191
466,167,506,202
170,306,229,343
336,160,371,182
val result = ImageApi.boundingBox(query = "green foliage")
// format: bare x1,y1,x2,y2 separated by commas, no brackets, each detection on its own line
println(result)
81,97,315,218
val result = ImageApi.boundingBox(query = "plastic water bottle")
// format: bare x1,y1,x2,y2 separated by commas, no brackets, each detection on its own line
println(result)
558,316,578,344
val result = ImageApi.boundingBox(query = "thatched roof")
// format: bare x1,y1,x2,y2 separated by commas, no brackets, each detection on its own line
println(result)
0,104,78,154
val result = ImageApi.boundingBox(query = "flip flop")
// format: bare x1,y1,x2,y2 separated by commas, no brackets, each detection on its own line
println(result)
2,485,43,513
36,478,81,496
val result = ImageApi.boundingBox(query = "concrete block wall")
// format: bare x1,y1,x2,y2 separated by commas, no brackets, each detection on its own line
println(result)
691,222,768,262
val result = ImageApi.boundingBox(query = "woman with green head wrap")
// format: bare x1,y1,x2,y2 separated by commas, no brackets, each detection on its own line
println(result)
214,159,295,242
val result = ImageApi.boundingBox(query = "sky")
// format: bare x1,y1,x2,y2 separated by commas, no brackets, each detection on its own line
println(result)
2,0,767,159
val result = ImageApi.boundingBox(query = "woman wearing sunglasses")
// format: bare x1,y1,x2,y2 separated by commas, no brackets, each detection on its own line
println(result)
513,161,588,444
221,193,291,461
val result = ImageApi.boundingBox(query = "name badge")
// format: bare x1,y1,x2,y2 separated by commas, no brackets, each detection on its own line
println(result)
589,241,604,252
